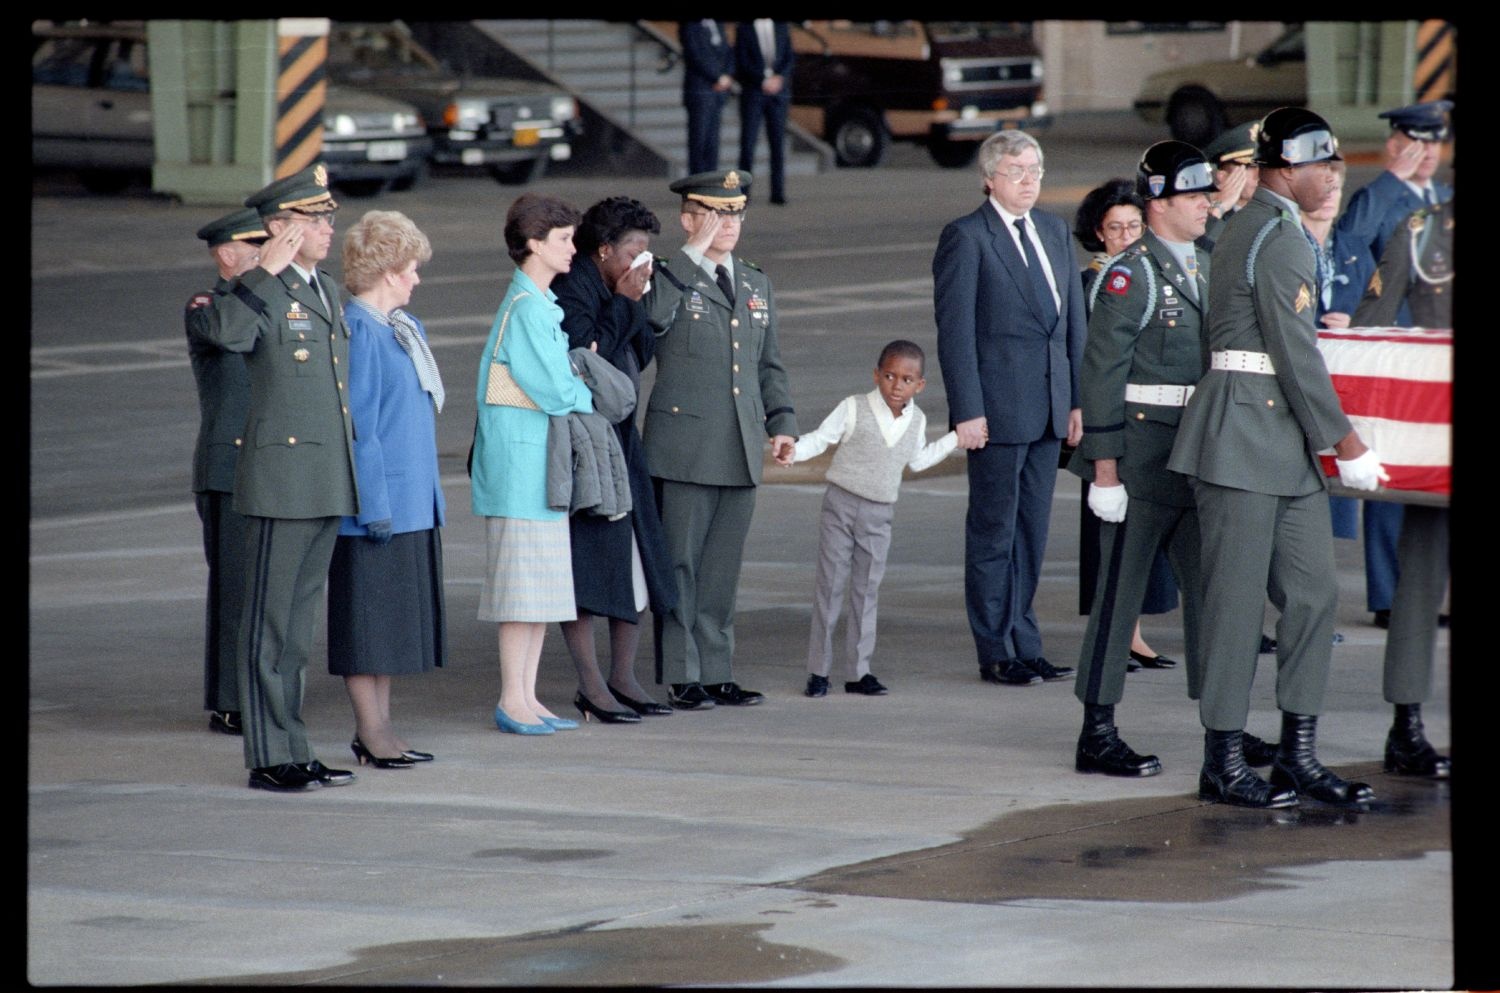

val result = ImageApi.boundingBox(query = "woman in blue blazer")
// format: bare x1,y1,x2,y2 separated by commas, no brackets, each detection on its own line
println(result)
471,194,594,736
328,210,446,768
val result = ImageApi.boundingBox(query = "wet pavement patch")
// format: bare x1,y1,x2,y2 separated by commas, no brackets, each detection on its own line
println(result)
790,764,1449,904
470,847,613,863
185,922,845,986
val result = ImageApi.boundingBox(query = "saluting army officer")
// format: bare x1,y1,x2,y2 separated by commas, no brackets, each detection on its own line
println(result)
1353,198,1454,780
198,166,361,792
186,207,267,737
1167,108,1389,809
1196,122,1259,253
1069,141,1219,778
642,169,798,710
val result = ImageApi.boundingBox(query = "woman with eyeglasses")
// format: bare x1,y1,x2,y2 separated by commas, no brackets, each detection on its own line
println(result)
1070,178,1180,672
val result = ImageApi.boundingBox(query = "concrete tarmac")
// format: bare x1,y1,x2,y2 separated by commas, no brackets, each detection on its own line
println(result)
30,112,1459,987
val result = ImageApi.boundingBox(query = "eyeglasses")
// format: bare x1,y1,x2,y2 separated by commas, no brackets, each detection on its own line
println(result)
686,209,745,222
289,212,336,228
1102,220,1143,237
996,165,1045,183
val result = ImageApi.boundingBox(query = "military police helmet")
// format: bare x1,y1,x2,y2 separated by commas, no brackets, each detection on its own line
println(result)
1255,107,1342,168
1137,140,1218,200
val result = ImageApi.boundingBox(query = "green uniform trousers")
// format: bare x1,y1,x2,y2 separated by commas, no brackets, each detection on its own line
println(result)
237,515,340,769
1194,481,1336,730
1383,505,1448,705
1074,497,1205,708
195,491,247,713
653,479,757,685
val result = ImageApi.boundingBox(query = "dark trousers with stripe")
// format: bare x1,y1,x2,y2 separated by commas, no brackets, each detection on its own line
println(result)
237,515,340,769
195,490,247,713
1074,498,1204,708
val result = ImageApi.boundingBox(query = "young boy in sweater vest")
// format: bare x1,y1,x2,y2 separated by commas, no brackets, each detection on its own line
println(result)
786,340,962,696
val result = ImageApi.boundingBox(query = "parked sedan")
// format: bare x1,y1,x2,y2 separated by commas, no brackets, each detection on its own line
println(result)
328,21,582,184
1133,24,1305,147
32,20,431,197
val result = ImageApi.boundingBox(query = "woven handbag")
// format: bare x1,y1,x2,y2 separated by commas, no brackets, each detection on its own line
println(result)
483,291,540,410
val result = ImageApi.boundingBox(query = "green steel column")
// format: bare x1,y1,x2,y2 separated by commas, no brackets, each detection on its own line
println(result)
1307,20,1419,142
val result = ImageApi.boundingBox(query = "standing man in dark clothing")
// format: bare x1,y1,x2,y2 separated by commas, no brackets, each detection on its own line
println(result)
1168,108,1386,809
187,207,267,737
680,20,735,174
199,166,361,792
1070,141,1217,778
934,129,1085,690
1353,198,1453,780
735,20,793,205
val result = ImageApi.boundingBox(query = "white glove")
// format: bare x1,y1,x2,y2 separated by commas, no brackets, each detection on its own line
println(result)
1335,449,1391,492
1088,483,1128,523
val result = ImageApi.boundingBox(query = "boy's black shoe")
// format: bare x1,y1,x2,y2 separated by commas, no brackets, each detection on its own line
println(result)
844,674,888,695
804,674,829,697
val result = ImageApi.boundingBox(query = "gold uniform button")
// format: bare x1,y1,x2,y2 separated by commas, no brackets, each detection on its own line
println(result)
692,313,701,320
298,332,306,340
338,381,345,391
234,438,242,447
342,406,348,415
1266,399,1275,407
287,436,297,445
671,405,680,413
732,387,740,396
732,363,740,373
730,318,739,327
1167,320,1177,328
332,355,339,365
733,341,740,350
1136,412,1146,420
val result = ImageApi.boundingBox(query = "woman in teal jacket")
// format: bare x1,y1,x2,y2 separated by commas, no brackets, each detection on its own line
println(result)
472,193,593,735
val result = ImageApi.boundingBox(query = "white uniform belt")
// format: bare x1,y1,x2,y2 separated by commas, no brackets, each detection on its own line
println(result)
1211,349,1277,374
1124,383,1195,407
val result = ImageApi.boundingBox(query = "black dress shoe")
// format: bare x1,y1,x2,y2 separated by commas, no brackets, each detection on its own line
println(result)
845,673,888,695
1020,656,1074,681
804,674,829,697
610,690,672,716
1385,704,1450,778
574,692,642,724
1125,656,1142,673
298,760,355,787
1240,731,1278,767
248,763,320,792
667,683,717,710
770,194,787,205
979,659,1041,686
1372,609,1391,629
1076,706,1161,777
702,682,764,706
1129,649,1177,670
1258,634,1277,654
208,710,242,735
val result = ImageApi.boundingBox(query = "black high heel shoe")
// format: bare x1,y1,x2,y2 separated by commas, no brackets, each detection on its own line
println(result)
609,690,673,716
351,737,415,769
573,693,642,724
400,749,435,763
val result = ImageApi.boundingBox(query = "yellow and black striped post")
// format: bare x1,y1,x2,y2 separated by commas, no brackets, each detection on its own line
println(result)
275,19,329,179
1414,21,1456,103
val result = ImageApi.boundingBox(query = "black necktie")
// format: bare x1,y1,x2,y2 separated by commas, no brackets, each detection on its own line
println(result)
715,264,735,306
1014,217,1057,326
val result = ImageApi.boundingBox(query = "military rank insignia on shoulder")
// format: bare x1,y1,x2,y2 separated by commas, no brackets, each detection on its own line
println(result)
740,258,763,272
1293,282,1312,314
1104,265,1132,295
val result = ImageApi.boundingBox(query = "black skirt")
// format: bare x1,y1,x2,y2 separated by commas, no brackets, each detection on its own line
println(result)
327,528,447,676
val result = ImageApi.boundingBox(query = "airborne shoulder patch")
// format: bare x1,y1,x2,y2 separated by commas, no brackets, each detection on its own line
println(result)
1104,265,1132,296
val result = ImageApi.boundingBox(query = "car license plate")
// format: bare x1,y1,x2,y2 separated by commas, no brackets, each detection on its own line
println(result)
461,148,485,165
513,127,540,148
366,140,406,162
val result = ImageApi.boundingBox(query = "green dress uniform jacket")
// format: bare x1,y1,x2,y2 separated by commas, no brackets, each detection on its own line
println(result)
203,264,360,520
643,249,797,485
1069,231,1209,706
186,277,251,495
1167,186,1351,730
1353,200,1454,330
1167,188,1352,494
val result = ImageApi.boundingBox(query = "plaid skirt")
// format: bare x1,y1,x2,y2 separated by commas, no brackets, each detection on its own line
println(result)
477,516,577,622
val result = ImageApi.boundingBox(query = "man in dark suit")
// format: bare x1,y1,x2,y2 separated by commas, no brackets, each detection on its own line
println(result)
199,166,361,792
934,129,1085,689
680,20,735,174
734,20,793,205
186,207,267,737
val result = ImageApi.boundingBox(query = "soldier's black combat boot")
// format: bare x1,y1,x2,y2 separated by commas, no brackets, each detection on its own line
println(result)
1270,712,1376,804
1384,703,1451,778
1198,729,1298,808
1076,704,1161,777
